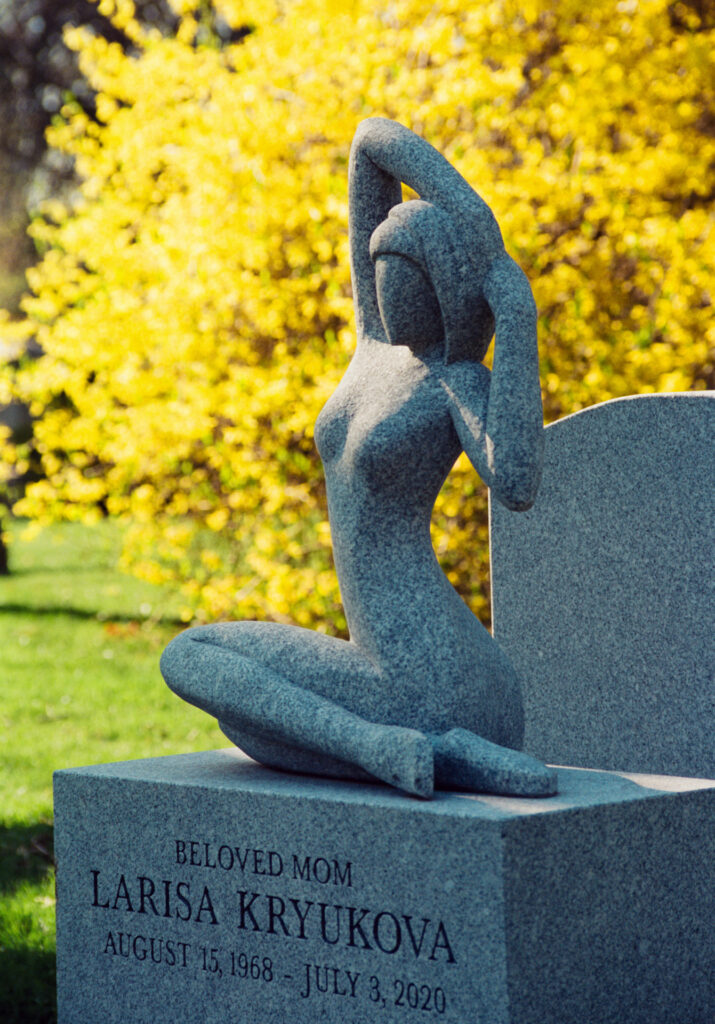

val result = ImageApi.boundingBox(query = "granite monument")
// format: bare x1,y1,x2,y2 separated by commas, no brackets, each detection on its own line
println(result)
54,752,714,1024
54,120,714,1024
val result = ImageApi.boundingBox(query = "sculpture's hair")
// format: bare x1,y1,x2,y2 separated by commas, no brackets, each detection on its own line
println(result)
369,200,495,362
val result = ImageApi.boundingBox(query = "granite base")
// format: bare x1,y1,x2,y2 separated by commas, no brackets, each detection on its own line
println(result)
54,750,714,1024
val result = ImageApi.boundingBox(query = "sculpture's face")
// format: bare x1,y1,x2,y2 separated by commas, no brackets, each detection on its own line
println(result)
375,254,444,356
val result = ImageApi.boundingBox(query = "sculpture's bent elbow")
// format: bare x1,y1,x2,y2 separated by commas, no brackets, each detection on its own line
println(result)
489,449,543,512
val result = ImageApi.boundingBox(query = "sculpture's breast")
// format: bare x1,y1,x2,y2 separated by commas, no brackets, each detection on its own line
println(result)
314,385,352,465
346,390,433,495
316,345,460,502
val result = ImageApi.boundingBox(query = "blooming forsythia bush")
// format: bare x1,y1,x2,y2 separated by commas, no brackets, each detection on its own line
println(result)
3,0,714,628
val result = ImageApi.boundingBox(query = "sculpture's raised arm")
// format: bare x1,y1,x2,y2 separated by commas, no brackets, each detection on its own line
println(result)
481,256,543,509
348,121,401,339
349,118,544,509
349,117,503,339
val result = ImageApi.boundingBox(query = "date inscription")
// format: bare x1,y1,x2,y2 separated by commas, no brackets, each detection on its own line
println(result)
102,934,450,1015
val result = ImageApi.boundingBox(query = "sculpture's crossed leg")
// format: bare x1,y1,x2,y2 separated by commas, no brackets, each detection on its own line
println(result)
161,624,556,799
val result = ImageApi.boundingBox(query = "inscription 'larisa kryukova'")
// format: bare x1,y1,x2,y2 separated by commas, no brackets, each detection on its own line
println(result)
90,870,456,964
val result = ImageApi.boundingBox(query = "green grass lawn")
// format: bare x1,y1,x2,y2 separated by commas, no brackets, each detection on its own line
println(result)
0,519,224,1024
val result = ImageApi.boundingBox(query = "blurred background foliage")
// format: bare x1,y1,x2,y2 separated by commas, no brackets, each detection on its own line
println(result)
1,0,713,631
0,1,183,311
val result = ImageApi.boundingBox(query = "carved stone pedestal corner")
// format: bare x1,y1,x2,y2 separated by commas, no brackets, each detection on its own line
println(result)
55,750,715,1024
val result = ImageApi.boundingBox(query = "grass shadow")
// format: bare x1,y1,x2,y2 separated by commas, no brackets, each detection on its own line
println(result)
0,948,56,1024
0,823,57,1023
0,822,54,896
0,566,84,577
0,603,182,625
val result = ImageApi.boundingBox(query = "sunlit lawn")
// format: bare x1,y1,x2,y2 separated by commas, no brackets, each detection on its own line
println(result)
0,519,224,1023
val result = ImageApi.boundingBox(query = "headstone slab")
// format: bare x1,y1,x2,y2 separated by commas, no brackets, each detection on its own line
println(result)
55,750,714,1024
490,392,715,777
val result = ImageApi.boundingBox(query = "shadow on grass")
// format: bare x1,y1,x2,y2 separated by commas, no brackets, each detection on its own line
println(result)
0,603,183,625
0,824,57,1024
0,948,56,1024
0,822,54,895
0,566,86,577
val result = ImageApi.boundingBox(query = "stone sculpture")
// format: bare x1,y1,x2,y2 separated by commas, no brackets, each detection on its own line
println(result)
161,117,556,799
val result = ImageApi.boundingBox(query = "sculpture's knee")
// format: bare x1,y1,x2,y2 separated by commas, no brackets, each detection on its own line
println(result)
160,628,205,702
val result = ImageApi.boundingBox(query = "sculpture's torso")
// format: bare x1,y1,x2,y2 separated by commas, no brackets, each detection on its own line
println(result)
314,339,522,742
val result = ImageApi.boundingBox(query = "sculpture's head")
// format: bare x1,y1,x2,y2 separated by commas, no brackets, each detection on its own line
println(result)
370,200,495,362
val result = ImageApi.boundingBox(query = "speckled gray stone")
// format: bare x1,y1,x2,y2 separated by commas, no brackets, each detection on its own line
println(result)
54,750,715,1024
161,117,553,799
490,392,715,777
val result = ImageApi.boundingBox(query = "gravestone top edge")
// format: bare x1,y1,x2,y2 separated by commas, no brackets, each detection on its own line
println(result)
52,748,715,824
542,388,714,431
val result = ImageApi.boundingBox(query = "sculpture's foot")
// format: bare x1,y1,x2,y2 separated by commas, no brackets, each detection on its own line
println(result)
220,716,434,799
361,725,434,799
433,728,557,797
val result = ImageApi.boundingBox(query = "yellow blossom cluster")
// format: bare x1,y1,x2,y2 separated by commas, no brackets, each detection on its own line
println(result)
3,0,713,628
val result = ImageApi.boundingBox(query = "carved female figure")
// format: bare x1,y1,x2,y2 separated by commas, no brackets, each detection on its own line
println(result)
161,118,555,799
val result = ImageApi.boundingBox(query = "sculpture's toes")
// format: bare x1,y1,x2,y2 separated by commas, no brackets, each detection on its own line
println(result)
434,728,557,797
363,727,434,800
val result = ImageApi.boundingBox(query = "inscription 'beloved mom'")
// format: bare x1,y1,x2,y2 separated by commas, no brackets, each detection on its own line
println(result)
175,839,353,887
89,832,458,966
